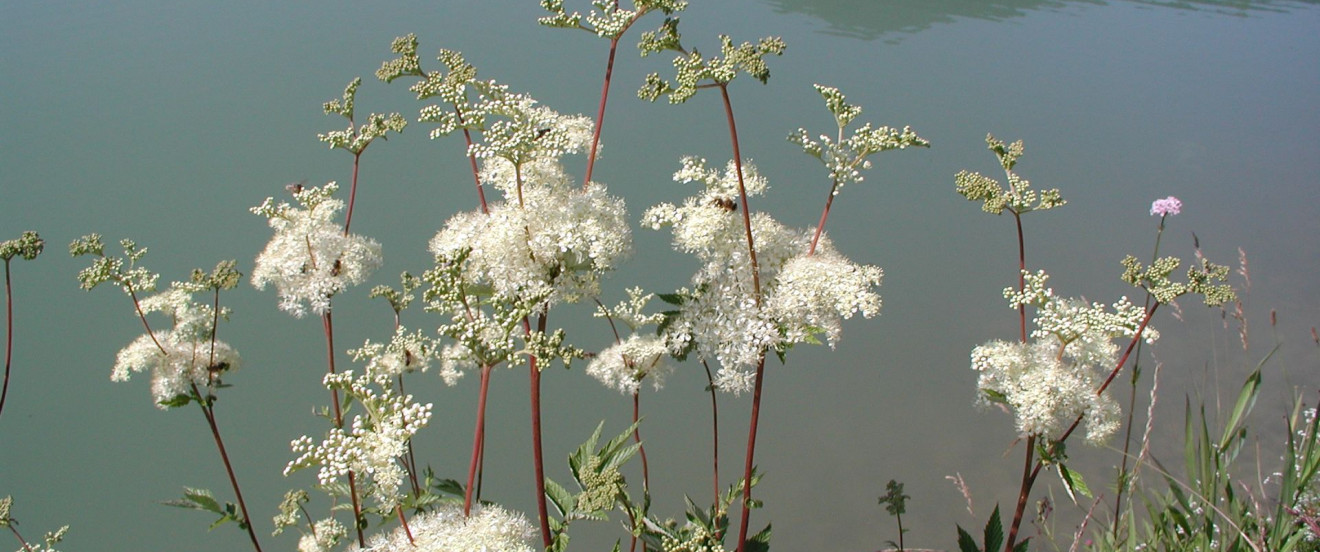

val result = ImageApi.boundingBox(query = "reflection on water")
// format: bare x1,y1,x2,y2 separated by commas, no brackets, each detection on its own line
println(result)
761,0,1319,40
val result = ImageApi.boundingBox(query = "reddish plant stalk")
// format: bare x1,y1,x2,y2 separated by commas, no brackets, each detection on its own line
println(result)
525,314,553,549
0,261,14,421
715,82,767,552
6,524,34,552
465,363,495,516
192,383,264,552
342,152,363,236
583,37,620,189
806,180,840,257
395,505,414,544
1013,212,1027,343
455,106,490,214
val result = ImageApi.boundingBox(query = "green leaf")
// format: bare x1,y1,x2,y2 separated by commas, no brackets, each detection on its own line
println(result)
744,523,772,552
1219,364,1265,452
544,477,575,518
956,524,981,552
1057,464,1092,503
162,487,223,514
656,293,685,305
983,505,1004,552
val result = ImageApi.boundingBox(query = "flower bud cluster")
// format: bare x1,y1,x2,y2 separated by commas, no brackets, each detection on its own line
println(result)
285,370,433,509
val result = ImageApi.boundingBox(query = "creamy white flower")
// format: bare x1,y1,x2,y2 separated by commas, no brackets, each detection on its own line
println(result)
251,183,383,317
112,285,240,408
586,334,672,395
346,503,537,552
647,158,882,394
429,180,631,307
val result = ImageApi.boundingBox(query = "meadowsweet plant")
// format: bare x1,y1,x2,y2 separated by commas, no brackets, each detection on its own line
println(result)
70,236,263,551
1,231,43,423
957,139,1237,552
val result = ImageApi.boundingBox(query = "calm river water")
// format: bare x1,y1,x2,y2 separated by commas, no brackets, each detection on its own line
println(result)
3,1,1319,550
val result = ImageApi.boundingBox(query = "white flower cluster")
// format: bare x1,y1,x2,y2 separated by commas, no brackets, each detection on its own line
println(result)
645,157,882,394
429,107,630,307
586,334,672,395
296,518,348,552
285,371,433,509
346,503,537,552
112,286,241,408
251,183,383,317
971,270,1157,444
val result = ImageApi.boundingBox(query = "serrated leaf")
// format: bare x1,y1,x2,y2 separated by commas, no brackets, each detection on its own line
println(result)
656,293,685,305
957,524,981,552
983,505,1004,552
544,477,575,518
744,523,771,552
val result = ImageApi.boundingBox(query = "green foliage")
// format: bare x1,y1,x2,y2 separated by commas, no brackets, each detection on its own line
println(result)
1120,254,1236,306
544,421,643,552
788,84,929,190
957,505,1028,552
70,234,159,294
162,487,249,531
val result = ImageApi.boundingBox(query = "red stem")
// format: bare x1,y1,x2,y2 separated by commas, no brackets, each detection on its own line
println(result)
192,384,264,552
719,84,761,303
343,152,362,235
455,107,489,214
734,356,767,552
1002,435,1038,552
806,181,839,257
526,315,552,549
1013,211,1027,343
465,363,494,516
395,505,414,545
584,37,620,189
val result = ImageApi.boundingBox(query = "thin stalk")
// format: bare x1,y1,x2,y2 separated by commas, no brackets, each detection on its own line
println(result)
631,391,651,552
806,180,839,257
464,363,494,516
455,107,490,214
395,505,414,545
583,37,619,189
6,524,34,552
0,261,13,421
1013,212,1027,342
702,360,721,506
718,82,767,552
719,85,761,302
343,152,363,235
399,375,422,498
734,356,767,552
526,314,552,549
192,383,264,552
1003,435,1038,552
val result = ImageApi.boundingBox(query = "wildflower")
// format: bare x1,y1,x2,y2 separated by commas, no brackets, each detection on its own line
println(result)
971,270,1153,444
345,503,537,552
296,518,347,552
586,334,672,395
112,286,240,408
1150,196,1182,217
251,183,383,317
646,157,882,394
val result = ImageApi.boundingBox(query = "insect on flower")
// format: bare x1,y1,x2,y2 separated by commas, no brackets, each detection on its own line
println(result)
711,197,737,212
285,180,308,195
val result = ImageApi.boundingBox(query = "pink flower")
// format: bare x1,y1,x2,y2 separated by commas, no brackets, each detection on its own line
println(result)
1150,196,1182,217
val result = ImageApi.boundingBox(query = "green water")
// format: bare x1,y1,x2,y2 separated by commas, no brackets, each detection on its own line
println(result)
2,1,1319,550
